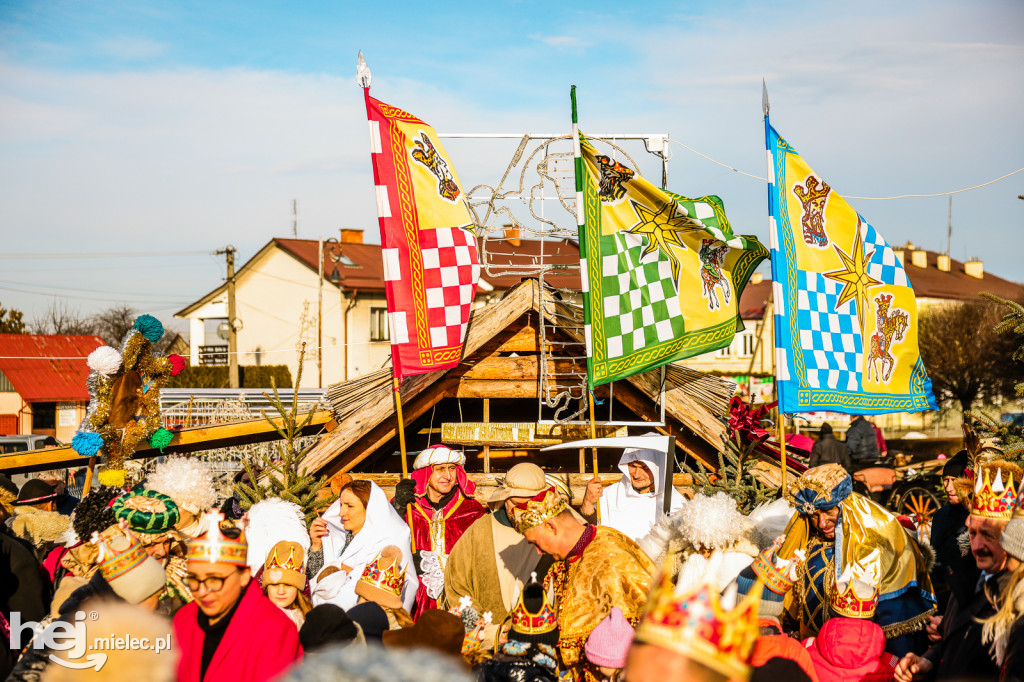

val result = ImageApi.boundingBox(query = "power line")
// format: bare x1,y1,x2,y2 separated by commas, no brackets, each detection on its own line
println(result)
0,279,203,300
0,250,212,260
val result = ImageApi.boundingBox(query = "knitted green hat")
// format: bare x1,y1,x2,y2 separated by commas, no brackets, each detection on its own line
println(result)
113,489,180,534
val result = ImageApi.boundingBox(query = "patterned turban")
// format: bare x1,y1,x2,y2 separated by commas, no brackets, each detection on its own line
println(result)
787,464,853,515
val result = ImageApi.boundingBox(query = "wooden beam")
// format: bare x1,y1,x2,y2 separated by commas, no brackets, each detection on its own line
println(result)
449,380,540,399
0,410,335,475
461,356,586,381
610,381,719,469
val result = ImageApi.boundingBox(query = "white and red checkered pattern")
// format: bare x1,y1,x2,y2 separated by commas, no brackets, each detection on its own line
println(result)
421,225,480,348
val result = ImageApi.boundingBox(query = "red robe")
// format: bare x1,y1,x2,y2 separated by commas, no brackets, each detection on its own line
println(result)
408,491,486,616
173,580,302,682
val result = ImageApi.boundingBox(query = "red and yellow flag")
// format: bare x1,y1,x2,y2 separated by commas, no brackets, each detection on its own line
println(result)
363,90,480,378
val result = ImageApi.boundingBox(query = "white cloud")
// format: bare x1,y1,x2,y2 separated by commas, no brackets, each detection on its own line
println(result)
96,36,170,60
529,34,585,49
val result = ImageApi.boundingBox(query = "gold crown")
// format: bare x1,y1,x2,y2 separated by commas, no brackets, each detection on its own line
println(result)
970,463,1020,520
358,547,405,597
635,560,761,681
512,487,567,533
266,543,304,574
510,572,558,636
829,551,881,619
185,510,248,566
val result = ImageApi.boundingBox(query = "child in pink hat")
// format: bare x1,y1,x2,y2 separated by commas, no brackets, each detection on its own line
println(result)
584,606,635,682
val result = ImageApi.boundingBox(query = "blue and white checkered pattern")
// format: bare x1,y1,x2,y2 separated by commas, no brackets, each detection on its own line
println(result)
862,220,909,287
796,271,863,391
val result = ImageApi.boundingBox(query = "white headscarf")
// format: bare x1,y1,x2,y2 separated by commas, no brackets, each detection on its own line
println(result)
599,447,685,544
315,480,418,612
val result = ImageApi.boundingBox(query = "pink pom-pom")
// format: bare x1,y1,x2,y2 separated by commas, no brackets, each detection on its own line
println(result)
169,354,186,376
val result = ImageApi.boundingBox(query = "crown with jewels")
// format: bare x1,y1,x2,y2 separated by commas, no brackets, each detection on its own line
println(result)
634,557,761,681
266,543,304,574
751,537,805,596
185,510,248,566
357,546,405,598
511,487,567,534
94,524,149,581
510,572,558,636
970,462,1021,521
829,550,881,619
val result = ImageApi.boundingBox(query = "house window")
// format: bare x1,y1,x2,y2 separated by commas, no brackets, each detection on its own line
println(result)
738,332,756,358
716,344,731,358
370,307,390,342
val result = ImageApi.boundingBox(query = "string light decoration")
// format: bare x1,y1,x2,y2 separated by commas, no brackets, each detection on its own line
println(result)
71,314,186,486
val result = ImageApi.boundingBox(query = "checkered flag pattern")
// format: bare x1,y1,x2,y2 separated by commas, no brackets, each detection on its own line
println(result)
599,232,685,359
421,225,480,348
862,221,910,287
796,271,863,391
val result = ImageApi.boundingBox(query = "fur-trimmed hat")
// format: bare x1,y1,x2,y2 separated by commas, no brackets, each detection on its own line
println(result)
145,457,217,515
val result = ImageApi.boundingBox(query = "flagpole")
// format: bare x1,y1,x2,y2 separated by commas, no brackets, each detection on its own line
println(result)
573,85,600,521
762,79,787,495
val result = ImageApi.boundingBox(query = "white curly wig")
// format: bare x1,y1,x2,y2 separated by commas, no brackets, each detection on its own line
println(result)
145,457,218,515
640,491,757,564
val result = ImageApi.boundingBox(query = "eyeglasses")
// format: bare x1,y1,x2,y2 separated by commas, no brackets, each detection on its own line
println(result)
185,571,238,593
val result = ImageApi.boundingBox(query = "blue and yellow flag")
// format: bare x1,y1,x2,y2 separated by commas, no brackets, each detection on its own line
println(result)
766,120,936,414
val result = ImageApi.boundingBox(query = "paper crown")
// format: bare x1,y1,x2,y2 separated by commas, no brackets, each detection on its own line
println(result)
94,525,150,582
970,462,1021,520
829,550,881,619
751,538,804,596
264,540,306,590
355,546,405,609
510,572,558,637
634,559,761,681
185,510,248,566
512,487,567,533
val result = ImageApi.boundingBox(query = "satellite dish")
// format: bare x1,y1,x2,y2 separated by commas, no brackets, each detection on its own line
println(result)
216,321,231,341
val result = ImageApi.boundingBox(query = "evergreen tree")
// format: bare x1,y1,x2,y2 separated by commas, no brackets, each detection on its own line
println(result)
682,431,780,513
234,347,335,523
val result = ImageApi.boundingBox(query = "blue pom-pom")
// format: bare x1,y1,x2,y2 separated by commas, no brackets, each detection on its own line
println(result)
132,314,164,343
72,432,104,457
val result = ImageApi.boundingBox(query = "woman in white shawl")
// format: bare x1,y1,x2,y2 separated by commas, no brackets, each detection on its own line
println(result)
312,479,418,612
591,446,686,545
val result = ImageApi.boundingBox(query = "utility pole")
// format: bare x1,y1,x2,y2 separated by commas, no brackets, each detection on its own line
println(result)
317,237,323,388
216,246,239,388
947,196,952,256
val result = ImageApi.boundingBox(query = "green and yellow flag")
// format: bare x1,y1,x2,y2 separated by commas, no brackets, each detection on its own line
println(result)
575,132,768,387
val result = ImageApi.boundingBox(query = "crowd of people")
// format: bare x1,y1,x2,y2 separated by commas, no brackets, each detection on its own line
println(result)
1,438,1023,682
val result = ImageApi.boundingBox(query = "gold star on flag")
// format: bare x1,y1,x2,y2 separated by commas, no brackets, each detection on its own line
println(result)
626,199,702,283
823,222,882,317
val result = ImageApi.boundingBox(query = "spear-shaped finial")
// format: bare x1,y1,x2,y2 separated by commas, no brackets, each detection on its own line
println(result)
762,78,770,117
356,50,372,89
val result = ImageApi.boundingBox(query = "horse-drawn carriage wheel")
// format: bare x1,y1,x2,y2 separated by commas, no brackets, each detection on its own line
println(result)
891,484,941,543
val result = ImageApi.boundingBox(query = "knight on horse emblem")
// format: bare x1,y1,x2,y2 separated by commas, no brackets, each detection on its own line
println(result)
698,238,731,311
867,293,909,382
411,132,460,202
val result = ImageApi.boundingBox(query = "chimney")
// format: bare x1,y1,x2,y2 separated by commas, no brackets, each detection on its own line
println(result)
750,272,764,284
504,224,521,247
964,258,984,279
339,229,363,244
911,249,928,268
937,254,951,272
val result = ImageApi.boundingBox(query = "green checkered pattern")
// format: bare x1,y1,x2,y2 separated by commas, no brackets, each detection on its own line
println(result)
599,232,686,359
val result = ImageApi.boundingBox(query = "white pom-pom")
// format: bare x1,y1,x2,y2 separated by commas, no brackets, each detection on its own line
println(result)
87,346,122,376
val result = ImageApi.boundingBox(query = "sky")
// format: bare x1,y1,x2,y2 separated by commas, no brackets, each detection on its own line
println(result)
1,0,1022,332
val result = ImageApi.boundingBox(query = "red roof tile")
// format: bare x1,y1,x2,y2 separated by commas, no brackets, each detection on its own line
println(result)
0,334,105,402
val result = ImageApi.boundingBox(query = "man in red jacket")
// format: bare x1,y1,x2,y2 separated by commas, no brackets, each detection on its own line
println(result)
173,510,302,682
394,444,486,616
